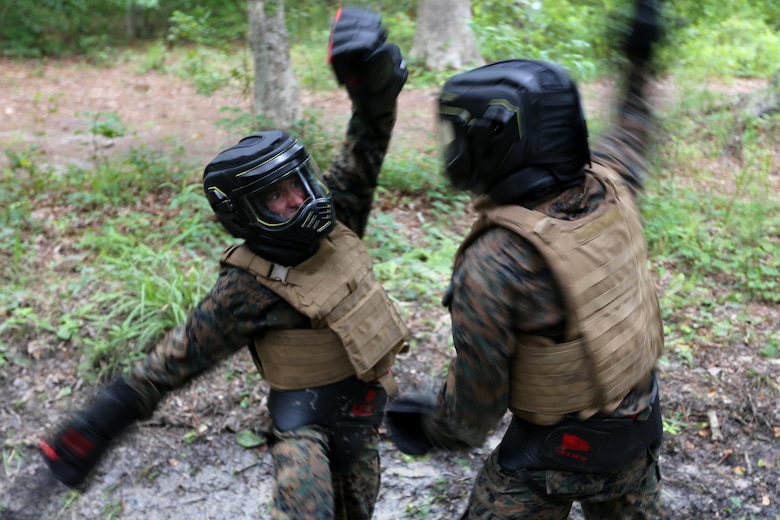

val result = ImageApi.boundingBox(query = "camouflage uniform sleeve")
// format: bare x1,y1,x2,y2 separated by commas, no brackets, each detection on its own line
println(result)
323,109,396,238
591,68,655,193
426,228,566,449
126,265,308,417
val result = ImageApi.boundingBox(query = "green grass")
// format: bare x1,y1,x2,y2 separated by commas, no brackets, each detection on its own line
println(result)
2,81,779,380
2,9,780,381
0,126,216,376
645,86,780,307
640,81,780,369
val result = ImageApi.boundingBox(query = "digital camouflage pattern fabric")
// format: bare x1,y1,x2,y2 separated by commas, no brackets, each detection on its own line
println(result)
462,443,663,519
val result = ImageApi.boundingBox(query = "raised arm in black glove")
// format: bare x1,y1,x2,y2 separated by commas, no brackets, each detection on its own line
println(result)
39,378,143,487
327,6,408,123
623,0,664,99
625,0,663,66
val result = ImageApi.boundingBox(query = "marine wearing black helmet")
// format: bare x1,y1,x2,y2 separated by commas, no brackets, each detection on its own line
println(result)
386,0,669,517
39,6,409,518
438,59,590,203
203,130,335,265
201,5,407,268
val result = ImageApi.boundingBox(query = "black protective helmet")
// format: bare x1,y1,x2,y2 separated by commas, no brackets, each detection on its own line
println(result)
203,131,335,265
438,59,590,203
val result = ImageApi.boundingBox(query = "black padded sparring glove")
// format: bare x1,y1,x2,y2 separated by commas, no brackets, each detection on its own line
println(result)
384,394,437,456
623,0,664,100
625,0,663,66
327,6,408,122
39,378,143,487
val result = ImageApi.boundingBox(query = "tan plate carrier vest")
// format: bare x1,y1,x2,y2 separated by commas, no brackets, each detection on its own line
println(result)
220,223,408,396
457,163,664,426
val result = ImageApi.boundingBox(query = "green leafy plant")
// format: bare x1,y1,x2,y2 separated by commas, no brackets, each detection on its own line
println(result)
761,331,779,359
75,110,127,165
236,430,266,449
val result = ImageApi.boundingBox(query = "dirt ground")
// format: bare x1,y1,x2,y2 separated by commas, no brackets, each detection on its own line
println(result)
1,57,779,519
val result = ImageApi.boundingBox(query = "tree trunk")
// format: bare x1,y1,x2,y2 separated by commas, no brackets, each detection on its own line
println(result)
411,0,483,72
247,0,301,131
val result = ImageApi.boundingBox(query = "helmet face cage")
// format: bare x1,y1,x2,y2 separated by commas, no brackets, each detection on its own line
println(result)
238,158,333,235
437,106,475,191
438,98,524,195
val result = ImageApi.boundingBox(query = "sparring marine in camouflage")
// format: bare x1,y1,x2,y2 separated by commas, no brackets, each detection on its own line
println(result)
126,112,405,520
39,7,409,519
384,1,668,517
440,86,667,519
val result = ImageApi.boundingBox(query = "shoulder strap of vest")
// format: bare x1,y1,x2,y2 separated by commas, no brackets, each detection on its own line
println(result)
589,161,631,201
220,243,292,282
220,244,303,285
455,197,552,258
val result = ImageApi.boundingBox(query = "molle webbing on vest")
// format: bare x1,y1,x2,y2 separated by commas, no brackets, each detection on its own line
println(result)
220,223,408,393
461,165,663,425
256,329,355,389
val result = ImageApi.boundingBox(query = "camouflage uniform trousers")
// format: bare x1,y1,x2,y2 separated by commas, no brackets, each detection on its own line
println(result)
269,424,381,520
461,442,665,519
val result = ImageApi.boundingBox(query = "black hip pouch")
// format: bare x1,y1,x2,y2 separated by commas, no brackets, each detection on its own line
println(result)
268,377,387,474
499,391,662,474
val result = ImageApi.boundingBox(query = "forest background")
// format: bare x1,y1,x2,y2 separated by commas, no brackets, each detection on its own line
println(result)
1,1,779,519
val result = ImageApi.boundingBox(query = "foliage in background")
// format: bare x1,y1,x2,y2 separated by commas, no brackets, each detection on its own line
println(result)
0,114,213,375
0,0,240,58
640,85,780,368
1,0,779,379
4,1,780,81
645,89,780,305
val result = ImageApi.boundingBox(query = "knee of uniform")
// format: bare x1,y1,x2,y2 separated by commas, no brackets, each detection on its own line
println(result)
270,424,331,471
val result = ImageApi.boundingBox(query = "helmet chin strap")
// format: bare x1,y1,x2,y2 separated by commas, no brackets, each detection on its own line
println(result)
488,166,585,206
246,237,322,267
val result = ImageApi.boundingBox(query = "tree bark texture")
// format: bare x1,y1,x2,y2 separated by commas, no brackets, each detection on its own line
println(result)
247,0,301,131
411,0,483,72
